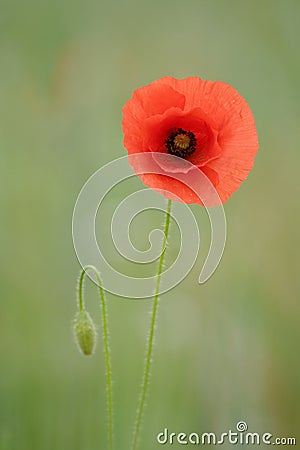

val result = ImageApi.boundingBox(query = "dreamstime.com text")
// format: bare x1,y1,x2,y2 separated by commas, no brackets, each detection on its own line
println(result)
156,421,296,446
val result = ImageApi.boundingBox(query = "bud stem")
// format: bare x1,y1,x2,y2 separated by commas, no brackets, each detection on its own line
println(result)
77,265,114,450
132,199,172,450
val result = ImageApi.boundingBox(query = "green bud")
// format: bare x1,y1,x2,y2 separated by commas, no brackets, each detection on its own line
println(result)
73,310,97,356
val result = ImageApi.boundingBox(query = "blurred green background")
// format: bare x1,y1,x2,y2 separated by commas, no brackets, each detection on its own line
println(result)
1,0,299,448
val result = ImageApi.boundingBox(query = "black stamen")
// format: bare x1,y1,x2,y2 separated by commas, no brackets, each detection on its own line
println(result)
165,128,197,159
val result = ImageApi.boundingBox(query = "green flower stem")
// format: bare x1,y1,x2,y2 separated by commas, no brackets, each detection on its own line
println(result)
78,265,114,450
132,199,172,450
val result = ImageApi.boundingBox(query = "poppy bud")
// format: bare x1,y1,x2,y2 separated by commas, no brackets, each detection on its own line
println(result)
73,310,97,356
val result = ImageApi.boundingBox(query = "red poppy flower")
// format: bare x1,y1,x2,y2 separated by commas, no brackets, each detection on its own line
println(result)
122,76,258,205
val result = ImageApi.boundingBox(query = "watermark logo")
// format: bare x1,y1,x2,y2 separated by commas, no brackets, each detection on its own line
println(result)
156,421,296,446
72,153,227,299
236,421,248,432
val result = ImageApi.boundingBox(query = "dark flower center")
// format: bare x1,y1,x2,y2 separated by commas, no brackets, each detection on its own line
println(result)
165,128,197,159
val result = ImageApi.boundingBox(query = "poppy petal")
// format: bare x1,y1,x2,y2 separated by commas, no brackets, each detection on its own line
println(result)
122,76,258,205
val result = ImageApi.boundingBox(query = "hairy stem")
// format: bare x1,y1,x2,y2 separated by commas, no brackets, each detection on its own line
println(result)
132,199,172,450
78,265,114,450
